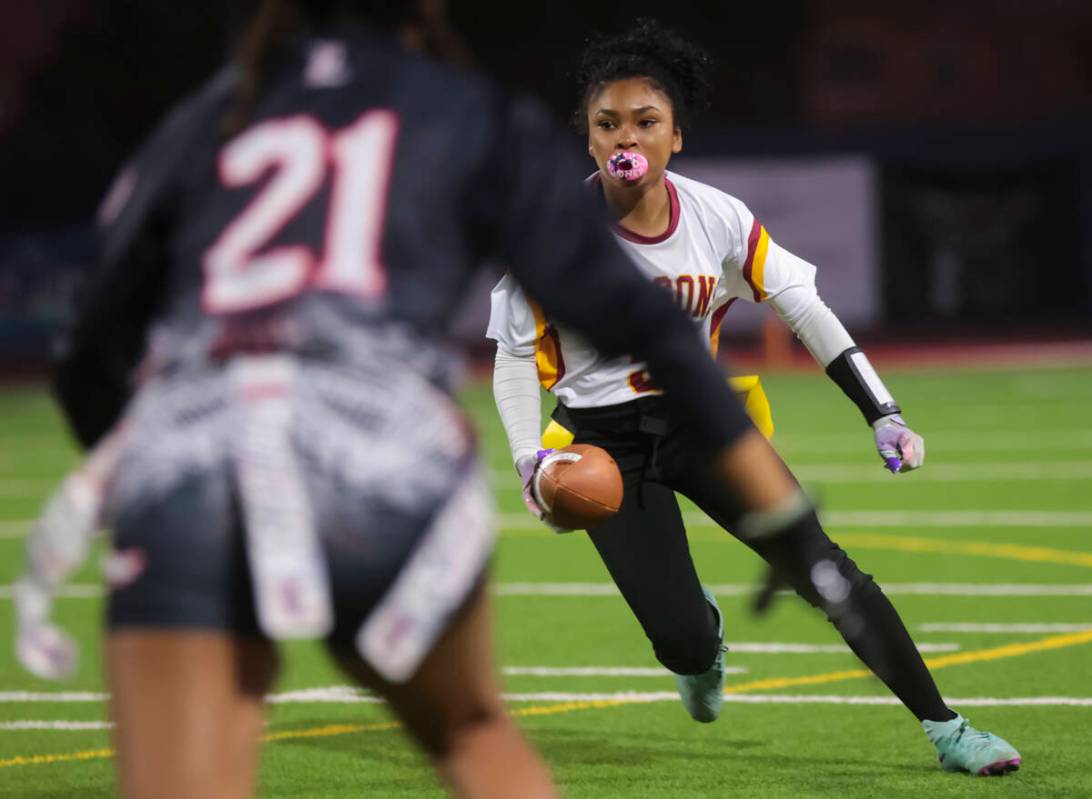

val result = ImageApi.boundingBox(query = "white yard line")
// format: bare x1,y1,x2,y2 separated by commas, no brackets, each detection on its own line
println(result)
820,510,1092,527
5,582,1091,601
12,694,1092,731
6,688,1090,711
3,508,1088,542
727,695,1092,707
792,462,1092,483
493,462,1092,486
920,623,1092,634
2,582,1091,602
0,585,103,599
869,584,1092,596
0,721,112,731
496,510,1092,530
726,643,958,654
502,666,747,677
495,582,1092,598
0,692,108,702
776,430,1092,453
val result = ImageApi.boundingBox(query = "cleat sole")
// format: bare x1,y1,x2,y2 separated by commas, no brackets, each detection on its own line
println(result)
977,757,1021,776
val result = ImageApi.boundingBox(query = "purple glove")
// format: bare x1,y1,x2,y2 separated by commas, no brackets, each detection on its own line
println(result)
515,451,559,528
872,414,925,474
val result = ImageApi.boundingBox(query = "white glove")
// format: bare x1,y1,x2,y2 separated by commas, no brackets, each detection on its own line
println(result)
14,577,78,680
14,431,122,680
515,451,569,533
872,414,925,474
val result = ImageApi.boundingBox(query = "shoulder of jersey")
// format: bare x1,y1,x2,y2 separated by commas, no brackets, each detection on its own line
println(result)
665,170,743,210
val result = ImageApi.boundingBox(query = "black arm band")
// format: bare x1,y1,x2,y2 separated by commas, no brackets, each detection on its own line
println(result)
825,346,901,425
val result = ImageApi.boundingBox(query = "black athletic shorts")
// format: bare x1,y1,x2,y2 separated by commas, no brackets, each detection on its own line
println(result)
103,355,495,682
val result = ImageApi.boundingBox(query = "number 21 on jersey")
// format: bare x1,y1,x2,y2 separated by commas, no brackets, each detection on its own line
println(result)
203,111,399,313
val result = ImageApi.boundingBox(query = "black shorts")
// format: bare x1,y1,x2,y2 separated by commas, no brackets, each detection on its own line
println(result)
104,357,495,682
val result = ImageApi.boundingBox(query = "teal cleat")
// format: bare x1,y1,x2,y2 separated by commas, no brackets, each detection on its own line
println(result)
922,714,1022,776
673,586,728,723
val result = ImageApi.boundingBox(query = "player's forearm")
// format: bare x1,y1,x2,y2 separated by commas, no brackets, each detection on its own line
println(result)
493,346,544,466
767,284,855,367
767,284,899,424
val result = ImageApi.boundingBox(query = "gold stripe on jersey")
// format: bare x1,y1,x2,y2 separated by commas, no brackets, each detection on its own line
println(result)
529,300,565,390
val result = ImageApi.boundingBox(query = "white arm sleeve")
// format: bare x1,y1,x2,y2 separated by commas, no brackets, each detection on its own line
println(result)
493,345,543,465
763,241,856,367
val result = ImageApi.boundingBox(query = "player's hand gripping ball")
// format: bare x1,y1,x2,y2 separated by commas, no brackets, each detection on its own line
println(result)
531,445,623,531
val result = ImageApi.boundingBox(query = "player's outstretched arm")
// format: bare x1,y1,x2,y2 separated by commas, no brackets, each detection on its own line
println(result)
759,240,925,473
15,429,123,680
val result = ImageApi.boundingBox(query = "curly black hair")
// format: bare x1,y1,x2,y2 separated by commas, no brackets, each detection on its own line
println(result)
574,19,714,133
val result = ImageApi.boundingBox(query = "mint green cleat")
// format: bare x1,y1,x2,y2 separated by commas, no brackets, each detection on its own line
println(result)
673,586,727,723
923,714,1021,776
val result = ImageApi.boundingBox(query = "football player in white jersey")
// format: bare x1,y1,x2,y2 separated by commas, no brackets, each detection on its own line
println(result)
488,21,1020,777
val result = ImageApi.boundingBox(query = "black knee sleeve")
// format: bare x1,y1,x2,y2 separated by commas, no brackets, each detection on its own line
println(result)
753,509,879,614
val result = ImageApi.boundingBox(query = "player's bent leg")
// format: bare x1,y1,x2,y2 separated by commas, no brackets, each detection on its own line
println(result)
328,586,557,799
673,585,727,723
107,630,277,799
745,509,958,722
585,481,721,676
585,480,724,720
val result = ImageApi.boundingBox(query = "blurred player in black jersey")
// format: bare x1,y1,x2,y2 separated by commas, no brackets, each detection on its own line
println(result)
15,1,847,797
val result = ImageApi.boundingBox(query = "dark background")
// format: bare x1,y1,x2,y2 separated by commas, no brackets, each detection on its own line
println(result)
2,0,1091,363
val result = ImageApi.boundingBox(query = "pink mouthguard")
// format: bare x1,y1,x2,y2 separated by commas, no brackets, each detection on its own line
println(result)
607,151,648,182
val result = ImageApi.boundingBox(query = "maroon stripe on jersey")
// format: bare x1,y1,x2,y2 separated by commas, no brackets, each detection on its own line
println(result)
612,178,681,245
708,298,737,356
742,219,762,302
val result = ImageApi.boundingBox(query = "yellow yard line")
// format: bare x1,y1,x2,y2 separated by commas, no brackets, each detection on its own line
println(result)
835,533,1092,569
0,747,113,769
512,699,627,717
4,629,1092,770
262,720,400,742
726,669,872,694
725,629,1092,695
921,629,1092,669
510,524,1092,572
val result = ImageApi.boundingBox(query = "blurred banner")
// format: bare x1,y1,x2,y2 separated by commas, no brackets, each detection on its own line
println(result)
678,157,880,333
882,164,1086,326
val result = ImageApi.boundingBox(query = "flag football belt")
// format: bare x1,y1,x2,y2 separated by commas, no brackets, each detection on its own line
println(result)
231,354,334,640
543,375,774,449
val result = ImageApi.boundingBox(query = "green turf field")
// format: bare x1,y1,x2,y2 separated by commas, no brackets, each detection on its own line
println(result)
1,364,1091,797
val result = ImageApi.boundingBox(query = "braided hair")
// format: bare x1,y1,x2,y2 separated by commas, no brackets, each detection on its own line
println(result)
574,19,714,133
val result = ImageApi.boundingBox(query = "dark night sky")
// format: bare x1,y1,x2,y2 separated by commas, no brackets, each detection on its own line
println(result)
1,1,1090,231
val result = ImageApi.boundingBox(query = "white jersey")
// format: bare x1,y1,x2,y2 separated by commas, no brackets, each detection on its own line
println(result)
487,170,824,409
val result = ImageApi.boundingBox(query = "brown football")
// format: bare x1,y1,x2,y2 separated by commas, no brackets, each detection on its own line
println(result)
533,444,623,530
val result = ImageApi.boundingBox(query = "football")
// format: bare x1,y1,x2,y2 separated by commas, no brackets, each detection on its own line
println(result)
532,444,623,530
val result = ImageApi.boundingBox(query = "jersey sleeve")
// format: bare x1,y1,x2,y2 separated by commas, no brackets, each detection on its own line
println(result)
469,97,754,453
53,73,232,449
485,273,536,357
714,193,817,304
706,189,855,366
